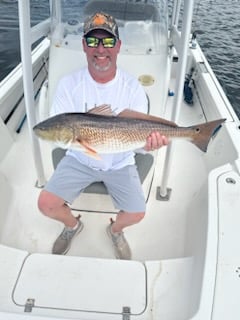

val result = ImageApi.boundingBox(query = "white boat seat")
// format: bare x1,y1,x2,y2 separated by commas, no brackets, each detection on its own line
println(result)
52,148,154,194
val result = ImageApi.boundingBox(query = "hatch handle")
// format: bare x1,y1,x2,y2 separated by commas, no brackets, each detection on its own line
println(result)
122,306,131,320
24,298,35,312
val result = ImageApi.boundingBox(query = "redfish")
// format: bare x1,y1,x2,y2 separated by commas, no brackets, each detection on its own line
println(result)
33,109,225,158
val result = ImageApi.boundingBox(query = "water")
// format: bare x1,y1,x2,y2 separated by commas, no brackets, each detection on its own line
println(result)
0,0,49,78
193,0,240,118
0,0,239,117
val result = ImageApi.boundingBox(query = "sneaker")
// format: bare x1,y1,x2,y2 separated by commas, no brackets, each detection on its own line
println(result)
52,218,84,255
106,221,132,260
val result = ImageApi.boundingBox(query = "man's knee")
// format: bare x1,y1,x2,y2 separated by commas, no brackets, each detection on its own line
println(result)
120,211,145,223
134,212,145,223
38,190,50,215
38,190,63,217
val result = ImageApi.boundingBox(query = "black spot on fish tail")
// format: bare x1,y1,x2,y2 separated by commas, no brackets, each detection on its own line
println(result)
190,118,226,152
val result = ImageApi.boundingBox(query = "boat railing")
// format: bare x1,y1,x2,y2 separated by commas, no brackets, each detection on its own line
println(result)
159,0,196,199
18,1,51,187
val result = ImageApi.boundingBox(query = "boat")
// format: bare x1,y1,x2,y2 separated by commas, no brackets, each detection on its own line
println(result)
0,0,240,319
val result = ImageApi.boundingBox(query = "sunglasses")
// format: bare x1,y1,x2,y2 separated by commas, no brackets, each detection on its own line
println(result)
85,36,117,48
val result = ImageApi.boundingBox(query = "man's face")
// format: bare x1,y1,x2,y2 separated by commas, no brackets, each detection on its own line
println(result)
82,29,121,81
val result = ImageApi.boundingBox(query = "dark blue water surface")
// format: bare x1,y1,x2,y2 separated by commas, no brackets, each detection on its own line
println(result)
194,0,240,118
0,0,239,117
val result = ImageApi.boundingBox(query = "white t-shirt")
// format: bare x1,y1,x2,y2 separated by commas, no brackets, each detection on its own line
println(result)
51,67,148,171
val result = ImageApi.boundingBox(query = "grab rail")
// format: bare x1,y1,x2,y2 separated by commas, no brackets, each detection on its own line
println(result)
159,0,195,198
18,1,51,187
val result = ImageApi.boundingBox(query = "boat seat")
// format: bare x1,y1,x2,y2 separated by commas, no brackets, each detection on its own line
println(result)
52,148,154,194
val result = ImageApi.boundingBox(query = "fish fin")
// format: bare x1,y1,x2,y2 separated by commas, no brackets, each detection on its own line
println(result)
118,109,178,127
76,138,101,160
87,105,115,116
190,118,226,152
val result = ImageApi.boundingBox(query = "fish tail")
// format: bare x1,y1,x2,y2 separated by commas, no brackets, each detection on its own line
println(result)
190,118,225,152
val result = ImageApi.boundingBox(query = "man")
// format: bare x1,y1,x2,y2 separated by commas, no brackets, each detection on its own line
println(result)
38,12,168,260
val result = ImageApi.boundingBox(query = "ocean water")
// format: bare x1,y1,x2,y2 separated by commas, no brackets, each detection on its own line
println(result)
0,0,239,117
193,0,240,118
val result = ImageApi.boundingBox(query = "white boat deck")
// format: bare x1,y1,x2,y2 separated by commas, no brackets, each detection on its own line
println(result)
0,81,218,319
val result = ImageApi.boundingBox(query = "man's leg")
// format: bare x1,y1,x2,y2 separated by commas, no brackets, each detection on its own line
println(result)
37,156,98,254
111,210,145,233
38,190,83,255
104,165,146,260
107,211,145,260
38,190,78,228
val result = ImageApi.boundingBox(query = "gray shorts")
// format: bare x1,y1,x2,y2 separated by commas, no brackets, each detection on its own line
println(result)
44,155,146,212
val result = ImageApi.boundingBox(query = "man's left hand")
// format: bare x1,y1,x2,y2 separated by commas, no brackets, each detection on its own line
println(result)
144,131,169,151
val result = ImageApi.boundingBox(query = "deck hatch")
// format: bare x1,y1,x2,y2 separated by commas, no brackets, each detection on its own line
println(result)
12,253,147,315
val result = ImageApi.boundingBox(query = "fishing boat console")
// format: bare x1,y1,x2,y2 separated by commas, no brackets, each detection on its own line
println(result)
0,0,240,319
